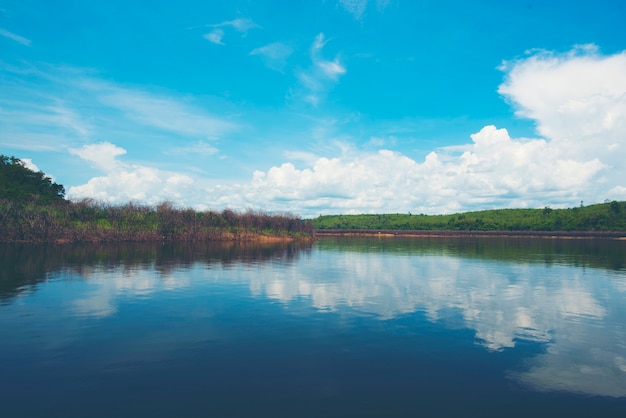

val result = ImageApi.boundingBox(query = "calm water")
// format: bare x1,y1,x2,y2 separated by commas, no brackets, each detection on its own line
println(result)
1,237,626,417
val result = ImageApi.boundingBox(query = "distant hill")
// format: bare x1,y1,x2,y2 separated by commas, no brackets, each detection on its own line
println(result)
0,155,65,204
311,201,626,232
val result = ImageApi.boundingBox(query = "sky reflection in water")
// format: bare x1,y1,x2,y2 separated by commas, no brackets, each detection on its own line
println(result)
1,238,625,416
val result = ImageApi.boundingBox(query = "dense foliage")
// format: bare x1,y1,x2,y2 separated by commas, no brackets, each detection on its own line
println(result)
0,155,312,243
312,202,626,232
0,155,65,203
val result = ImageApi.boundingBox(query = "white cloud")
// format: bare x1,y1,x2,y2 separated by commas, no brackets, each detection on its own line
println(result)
86,81,236,139
498,45,626,158
71,267,191,318
18,157,56,181
294,33,347,106
318,59,346,80
203,18,260,45
168,140,219,156
0,99,92,148
211,18,260,34
311,33,346,78
0,27,31,46
234,124,605,216
69,142,126,171
67,142,195,205
0,64,237,161
497,44,626,200
608,185,626,200
203,29,224,45
367,135,394,147
338,0,391,20
40,46,626,217
19,158,39,172
239,45,626,216
339,0,368,19
282,150,320,166
64,123,610,218
68,166,193,204
250,42,293,71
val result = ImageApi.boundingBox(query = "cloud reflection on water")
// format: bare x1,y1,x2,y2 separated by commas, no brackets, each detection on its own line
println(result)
3,240,625,398
69,268,192,318
245,243,626,397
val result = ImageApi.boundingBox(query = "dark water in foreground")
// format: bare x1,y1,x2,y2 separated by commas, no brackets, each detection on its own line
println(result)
1,237,626,417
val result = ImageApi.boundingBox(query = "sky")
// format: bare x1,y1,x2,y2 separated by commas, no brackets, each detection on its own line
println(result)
1,0,626,217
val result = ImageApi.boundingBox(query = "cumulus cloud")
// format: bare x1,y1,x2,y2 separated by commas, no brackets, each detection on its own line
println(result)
70,142,126,171
67,142,195,205
498,45,626,198
246,45,625,215
240,126,604,216
65,45,626,216
295,33,346,106
498,45,626,160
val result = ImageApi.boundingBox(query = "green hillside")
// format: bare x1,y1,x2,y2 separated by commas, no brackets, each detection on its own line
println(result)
312,202,626,232
0,155,65,203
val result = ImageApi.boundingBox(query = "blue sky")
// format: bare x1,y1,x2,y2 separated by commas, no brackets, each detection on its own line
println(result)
2,0,626,216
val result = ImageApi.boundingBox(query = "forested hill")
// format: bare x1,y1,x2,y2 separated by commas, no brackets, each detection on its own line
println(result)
0,155,65,203
311,202,626,232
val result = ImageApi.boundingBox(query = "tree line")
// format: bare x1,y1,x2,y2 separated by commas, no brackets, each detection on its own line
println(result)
0,155,65,204
0,155,313,243
312,202,626,232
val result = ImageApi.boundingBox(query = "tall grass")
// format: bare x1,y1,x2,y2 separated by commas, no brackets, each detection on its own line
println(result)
0,199,313,243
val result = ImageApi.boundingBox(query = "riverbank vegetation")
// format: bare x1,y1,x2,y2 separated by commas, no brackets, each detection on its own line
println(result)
312,201,626,232
0,155,313,243
4,154,626,241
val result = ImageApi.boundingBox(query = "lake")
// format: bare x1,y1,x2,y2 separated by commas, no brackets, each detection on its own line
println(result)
1,237,626,417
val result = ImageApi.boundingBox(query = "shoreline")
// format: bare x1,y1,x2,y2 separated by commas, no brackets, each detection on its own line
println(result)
314,229,626,240
1,232,315,245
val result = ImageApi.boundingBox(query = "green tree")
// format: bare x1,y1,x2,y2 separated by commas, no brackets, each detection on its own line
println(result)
0,155,65,203
610,200,621,215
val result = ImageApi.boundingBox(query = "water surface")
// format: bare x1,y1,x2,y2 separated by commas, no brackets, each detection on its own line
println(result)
1,238,625,417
